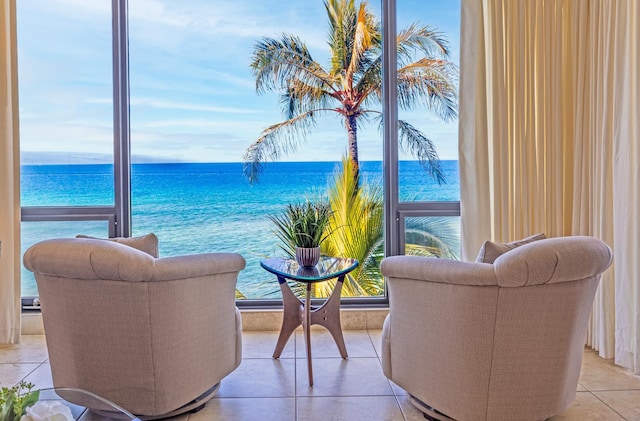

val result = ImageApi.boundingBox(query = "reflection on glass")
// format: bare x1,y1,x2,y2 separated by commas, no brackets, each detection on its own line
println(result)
21,221,109,297
404,216,460,259
261,256,359,282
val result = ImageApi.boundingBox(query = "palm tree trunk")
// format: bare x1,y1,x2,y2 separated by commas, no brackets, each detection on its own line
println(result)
346,115,360,185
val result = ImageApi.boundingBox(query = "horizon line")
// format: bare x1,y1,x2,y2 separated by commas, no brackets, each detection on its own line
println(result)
21,159,461,166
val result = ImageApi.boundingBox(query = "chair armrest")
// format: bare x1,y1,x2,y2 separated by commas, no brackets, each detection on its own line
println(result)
493,235,613,286
380,255,497,286
152,253,246,281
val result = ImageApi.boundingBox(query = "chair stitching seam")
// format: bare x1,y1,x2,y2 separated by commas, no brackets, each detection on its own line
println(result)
484,288,501,420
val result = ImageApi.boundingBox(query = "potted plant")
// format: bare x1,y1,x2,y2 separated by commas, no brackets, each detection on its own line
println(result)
269,200,333,267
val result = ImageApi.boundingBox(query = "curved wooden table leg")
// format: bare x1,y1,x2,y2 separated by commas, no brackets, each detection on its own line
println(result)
309,275,348,358
273,276,303,359
303,283,313,386
271,270,350,386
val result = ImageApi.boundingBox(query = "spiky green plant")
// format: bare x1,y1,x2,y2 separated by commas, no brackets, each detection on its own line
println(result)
268,200,333,254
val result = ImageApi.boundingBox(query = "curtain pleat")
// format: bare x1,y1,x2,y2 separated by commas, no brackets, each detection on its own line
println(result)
460,0,639,372
0,0,21,344
611,0,640,374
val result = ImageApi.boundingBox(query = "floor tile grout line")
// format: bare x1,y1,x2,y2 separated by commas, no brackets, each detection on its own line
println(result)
585,390,629,420
366,329,379,359
10,362,44,388
393,393,411,421
294,330,298,421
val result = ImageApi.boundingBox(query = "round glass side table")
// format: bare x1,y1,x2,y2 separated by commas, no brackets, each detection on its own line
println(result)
261,255,359,386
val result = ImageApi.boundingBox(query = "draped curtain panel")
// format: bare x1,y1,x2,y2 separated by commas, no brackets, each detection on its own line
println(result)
0,0,21,344
460,0,639,373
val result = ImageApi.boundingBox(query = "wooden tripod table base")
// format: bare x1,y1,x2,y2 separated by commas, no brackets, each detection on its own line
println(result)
260,256,359,387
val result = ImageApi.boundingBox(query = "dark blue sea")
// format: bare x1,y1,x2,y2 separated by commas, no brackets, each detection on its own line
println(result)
20,161,459,298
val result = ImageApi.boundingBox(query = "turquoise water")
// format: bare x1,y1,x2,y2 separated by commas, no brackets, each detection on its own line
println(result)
20,161,459,298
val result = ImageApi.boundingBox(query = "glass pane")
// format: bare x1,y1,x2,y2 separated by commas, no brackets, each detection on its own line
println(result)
17,1,114,206
128,1,384,299
404,216,460,259
21,221,110,297
396,0,460,201
21,164,114,206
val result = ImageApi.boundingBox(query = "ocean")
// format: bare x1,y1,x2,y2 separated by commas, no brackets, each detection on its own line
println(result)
20,161,460,298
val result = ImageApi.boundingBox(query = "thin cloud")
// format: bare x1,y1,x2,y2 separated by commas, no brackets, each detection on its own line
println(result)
85,97,261,115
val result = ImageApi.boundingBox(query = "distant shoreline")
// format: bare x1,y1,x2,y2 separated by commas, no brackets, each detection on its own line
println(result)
21,159,460,166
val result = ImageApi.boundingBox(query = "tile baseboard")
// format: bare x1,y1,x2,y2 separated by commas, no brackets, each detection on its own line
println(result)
21,308,389,335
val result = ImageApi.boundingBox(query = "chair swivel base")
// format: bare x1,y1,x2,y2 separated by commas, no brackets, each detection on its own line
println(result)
91,383,220,420
410,395,456,421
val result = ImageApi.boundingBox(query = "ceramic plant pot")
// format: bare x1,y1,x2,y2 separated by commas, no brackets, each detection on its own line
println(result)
295,246,321,267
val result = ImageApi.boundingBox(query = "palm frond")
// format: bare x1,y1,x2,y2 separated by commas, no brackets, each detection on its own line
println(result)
321,156,385,297
397,119,446,184
325,0,379,79
281,79,336,120
251,35,336,95
326,0,353,75
243,111,319,183
346,2,379,82
397,58,458,121
405,216,460,259
396,23,451,64
353,59,381,102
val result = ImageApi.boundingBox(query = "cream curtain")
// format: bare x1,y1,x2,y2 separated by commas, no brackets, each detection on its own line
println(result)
0,0,21,345
460,0,639,373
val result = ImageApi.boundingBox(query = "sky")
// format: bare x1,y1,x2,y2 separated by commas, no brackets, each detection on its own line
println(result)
17,0,460,165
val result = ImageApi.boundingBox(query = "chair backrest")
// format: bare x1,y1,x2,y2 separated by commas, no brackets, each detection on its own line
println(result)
486,236,612,419
381,236,613,421
24,237,245,417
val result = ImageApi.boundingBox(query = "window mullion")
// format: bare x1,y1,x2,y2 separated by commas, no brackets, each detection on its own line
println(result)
382,0,400,258
112,0,131,237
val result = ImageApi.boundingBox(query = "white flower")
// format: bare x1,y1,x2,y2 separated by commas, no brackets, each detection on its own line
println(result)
20,401,74,421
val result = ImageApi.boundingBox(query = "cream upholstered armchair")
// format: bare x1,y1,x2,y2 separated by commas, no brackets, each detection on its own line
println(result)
23,234,245,420
380,236,612,421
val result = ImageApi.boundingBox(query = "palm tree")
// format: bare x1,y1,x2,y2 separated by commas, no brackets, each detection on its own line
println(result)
244,0,458,184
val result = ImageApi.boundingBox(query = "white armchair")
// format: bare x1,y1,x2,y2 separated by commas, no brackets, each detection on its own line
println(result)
24,234,245,419
380,236,612,421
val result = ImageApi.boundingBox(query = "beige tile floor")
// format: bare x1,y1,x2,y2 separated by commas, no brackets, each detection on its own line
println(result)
2,330,640,420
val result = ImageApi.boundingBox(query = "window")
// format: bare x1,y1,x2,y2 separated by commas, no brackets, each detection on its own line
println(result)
18,0,460,304
17,0,116,302
386,0,461,259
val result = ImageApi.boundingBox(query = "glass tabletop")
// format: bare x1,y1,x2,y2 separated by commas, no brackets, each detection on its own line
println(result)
260,256,359,283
